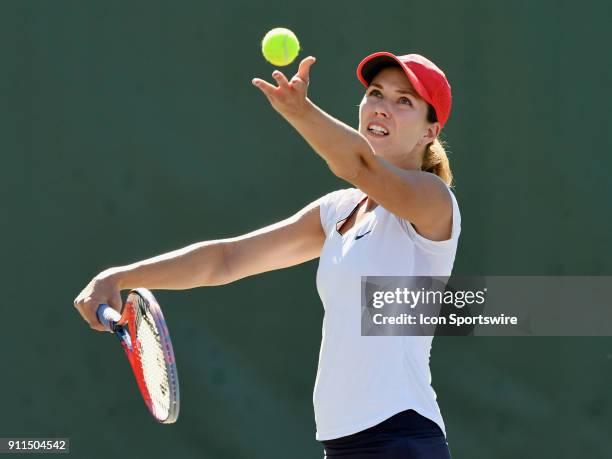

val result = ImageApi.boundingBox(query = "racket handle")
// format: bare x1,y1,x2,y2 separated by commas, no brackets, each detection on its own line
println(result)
97,304,121,331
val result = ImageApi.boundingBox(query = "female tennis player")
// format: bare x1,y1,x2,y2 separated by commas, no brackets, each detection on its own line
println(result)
74,51,459,458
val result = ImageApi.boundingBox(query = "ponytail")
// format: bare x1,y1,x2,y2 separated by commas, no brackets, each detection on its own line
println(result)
422,138,453,186
422,104,453,187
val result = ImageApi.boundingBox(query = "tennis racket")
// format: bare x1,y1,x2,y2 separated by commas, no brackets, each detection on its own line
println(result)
97,288,180,424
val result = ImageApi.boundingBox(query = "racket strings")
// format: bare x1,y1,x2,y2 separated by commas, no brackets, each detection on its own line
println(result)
134,298,171,420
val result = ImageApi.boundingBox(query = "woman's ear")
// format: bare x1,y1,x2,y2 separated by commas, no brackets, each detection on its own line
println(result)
419,122,441,146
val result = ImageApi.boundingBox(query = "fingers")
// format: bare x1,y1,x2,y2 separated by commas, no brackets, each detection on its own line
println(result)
252,58,316,115
252,56,316,92
272,70,290,89
74,295,106,332
92,298,122,332
73,275,123,332
251,78,277,98
90,318,107,332
252,69,290,96
109,291,123,314
297,56,316,84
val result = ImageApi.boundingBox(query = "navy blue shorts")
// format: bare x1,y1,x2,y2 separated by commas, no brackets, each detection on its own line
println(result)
320,410,451,459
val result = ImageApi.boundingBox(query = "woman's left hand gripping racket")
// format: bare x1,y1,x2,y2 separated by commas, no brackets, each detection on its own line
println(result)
97,288,180,424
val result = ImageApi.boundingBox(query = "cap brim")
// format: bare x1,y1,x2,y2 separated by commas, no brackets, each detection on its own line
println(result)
356,52,432,107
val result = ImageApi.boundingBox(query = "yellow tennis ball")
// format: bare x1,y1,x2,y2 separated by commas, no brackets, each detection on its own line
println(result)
261,27,300,66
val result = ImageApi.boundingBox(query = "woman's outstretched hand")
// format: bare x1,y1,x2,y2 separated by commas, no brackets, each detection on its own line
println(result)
74,269,123,332
252,56,316,119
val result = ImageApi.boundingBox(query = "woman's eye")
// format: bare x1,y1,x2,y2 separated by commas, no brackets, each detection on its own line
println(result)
398,96,412,106
368,89,382,97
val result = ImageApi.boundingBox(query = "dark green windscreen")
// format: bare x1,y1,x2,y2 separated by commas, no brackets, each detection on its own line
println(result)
1,1,610,457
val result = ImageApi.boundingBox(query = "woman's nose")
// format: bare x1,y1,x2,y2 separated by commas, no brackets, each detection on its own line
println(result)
374,109,388,117
373,101,389,118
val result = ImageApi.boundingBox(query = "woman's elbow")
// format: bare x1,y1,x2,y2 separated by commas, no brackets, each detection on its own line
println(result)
329,152,369,182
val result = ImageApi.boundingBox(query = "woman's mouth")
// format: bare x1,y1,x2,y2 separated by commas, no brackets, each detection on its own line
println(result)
366,123,389,137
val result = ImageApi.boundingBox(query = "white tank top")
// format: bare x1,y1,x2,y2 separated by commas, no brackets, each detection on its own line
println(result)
314,187,461,441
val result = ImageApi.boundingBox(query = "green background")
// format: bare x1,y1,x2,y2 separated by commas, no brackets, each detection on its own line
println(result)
1,0,611,457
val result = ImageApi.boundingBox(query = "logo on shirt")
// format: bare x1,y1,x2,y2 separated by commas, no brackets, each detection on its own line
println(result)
355,230,372,240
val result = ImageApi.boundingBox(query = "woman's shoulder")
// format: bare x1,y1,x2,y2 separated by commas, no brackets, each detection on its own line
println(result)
319,187,362,208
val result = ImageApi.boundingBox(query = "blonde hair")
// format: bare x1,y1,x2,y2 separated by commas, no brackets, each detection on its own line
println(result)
422,138,453,186
421,103,453,186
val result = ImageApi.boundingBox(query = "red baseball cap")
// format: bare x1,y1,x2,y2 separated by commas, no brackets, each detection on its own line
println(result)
356,52,452,128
